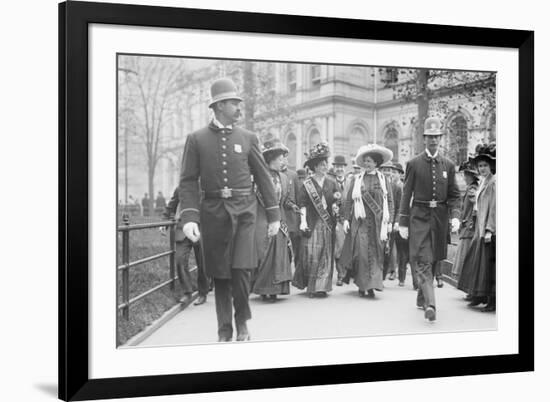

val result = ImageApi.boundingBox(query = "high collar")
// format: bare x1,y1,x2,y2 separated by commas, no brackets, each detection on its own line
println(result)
211,117,233,130
424,149,440,162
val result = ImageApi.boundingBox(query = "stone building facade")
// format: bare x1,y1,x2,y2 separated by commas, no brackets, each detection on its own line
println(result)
119,59,496,200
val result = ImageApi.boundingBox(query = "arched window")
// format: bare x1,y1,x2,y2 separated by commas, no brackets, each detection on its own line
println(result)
349,125,368,158
384,125,399,162
285,132,297,170
309,128,321,148
448,115,469,165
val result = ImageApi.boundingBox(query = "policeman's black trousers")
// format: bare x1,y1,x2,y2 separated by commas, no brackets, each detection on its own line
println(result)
214,269,252,339
414,261,437,309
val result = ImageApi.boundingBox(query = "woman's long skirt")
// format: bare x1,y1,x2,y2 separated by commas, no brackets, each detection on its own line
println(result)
452,237,473,277
347,216,384,292
457,235,496,298
252,231,292,295
292,222,333,294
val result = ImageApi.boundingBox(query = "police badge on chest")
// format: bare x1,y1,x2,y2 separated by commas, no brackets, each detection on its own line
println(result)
234,144,242,153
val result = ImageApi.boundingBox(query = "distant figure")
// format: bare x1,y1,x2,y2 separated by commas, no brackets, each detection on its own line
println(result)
155,191,167,210
281,154,302,267
162,188,210,306
296,169,307,184
141,193,149,216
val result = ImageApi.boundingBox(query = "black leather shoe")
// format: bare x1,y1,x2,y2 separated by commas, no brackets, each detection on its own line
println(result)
218,336,232,342
398,281,405,287
481,304,496,312
388,272,396,280
366,290,375,299
468,297,485,307
180,294,192,305
194,295,207,305
336,279,343,286
424,306,436,322
463,294,473,301
436,278,444,288
358,290,365,297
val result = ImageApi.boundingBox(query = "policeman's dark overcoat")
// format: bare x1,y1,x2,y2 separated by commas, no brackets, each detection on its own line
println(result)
178,123,280,279
398,152,461,263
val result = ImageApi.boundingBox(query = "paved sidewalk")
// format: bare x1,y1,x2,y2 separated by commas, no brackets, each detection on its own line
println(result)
138,274,496,347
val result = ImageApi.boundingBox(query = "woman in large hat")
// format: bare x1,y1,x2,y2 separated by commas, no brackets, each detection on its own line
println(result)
340,144,394,298
252,138,294,301
451,159,480,281
292,142,340,297
457,143,496,312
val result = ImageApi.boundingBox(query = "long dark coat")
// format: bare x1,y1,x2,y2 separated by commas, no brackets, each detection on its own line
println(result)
457,174,496,296
178,123,280,279
398,152,461,264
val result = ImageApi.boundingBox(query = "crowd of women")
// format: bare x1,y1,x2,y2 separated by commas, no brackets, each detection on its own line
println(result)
251,138,496,312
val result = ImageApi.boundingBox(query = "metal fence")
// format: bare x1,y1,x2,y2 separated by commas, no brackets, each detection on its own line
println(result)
117,214,177,320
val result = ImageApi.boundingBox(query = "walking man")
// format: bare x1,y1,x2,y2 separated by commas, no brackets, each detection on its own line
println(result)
178,78,280,342
398,117,461,322
330,155,350,285
162,188,210,306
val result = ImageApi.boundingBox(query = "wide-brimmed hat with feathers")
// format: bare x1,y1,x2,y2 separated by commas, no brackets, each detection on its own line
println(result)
304,141,331,169
472,142,496,165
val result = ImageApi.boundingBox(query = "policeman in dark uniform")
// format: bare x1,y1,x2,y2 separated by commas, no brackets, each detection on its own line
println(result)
178,78,280,342
398,117,461,322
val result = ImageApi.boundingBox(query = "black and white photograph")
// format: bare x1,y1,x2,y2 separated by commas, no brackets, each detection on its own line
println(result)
116,55,498,347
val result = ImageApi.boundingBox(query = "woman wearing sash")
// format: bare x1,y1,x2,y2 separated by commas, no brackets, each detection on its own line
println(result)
341,144,394,298
457,143,496,312
252,138,294,301
292,142,339,297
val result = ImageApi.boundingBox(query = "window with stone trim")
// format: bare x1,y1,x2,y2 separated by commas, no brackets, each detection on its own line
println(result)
384,125,399,162
285,132,297,170
287,64,297,93
311,65,321,86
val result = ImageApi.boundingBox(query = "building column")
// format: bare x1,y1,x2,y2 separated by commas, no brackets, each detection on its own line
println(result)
321,116,328,142
328,115,335,156
296,122,303,168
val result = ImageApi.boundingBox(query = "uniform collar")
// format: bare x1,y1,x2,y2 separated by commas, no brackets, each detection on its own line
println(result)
211,117,233,131
424,149,440,162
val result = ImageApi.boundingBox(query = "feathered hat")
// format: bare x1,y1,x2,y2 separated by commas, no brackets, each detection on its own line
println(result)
304,141,330,169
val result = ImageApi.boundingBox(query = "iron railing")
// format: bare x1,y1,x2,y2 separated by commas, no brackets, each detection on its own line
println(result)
117,214,177,320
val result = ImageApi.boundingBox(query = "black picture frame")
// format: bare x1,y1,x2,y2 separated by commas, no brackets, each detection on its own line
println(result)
59,1,534,400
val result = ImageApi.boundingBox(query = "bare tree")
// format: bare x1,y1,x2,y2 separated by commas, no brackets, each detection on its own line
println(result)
118,55,188,215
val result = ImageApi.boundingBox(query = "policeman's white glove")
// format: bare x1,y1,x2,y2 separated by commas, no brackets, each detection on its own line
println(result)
268,221,281,237
393,222,399,232
182,222,201,243
451,218,460,233
299,221,308,232
343,220,350,234
484,231,493,243
399,226,409,240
